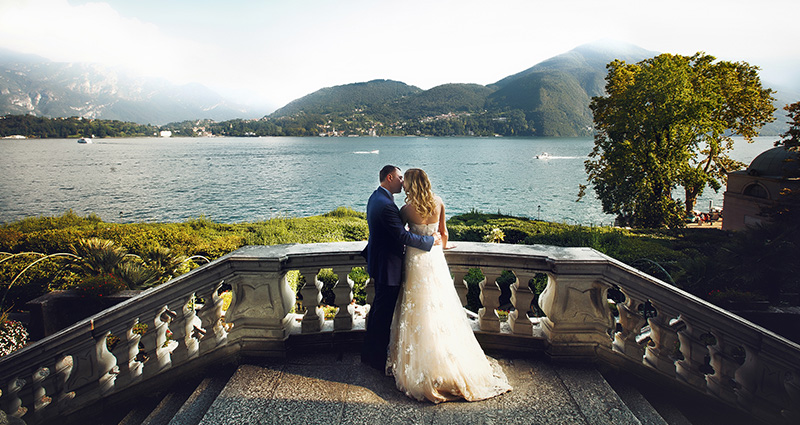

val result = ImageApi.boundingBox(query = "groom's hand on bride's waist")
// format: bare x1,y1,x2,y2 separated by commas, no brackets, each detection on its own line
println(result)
433,232,442,246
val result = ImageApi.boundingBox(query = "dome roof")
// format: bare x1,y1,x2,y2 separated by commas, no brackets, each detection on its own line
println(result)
746,146,800,178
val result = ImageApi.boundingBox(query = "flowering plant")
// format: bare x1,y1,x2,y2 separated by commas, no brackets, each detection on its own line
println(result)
0,311,29,356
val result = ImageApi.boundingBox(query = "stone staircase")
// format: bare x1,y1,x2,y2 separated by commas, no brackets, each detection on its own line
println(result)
74,351,756,425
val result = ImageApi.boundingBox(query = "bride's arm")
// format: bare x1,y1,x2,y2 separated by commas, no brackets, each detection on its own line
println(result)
399,204,410,226
437,198,452,249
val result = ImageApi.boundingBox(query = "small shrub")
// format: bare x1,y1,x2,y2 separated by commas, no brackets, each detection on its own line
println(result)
349,267,368,305
321,305,338,320
219,291,232,311
75,274,126,297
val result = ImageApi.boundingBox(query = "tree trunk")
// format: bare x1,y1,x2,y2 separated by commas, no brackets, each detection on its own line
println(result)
685,187,699,215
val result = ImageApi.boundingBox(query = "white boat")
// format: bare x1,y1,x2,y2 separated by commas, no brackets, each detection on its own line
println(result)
536,152,550,159
77,137,92,144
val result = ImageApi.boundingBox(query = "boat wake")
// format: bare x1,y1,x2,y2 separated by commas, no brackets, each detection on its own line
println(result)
353,150,379,154
535,155,583,160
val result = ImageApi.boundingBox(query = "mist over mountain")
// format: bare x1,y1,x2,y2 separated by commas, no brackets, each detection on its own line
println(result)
270,41,793,137
0,48,263,125
1,41,794,136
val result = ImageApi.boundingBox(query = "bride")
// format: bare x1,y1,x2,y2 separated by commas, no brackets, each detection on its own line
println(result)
387,168,512,403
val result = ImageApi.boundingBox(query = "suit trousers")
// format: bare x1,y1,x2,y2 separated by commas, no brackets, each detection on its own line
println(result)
361,283,401,370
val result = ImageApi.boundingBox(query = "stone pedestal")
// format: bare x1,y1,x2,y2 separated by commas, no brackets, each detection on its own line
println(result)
25,290,141,340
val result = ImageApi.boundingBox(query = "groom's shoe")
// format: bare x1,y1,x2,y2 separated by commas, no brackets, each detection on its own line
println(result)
361,356,385,372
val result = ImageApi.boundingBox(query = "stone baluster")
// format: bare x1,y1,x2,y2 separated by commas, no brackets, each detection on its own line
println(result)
478,269,502,332
95,330,119,395
643,304,679,375
168,298,191,365
127,320,145,381
139,314,159,380
450,266,470,307
783,368,800,422
4,375,28,419
362,277,375,325
613,293,648,360
734,342,762,411
706,331,742,404
31,366,52,415
332,267,355,331
299,268,324,333
106,319,138,389
537,273,614,359
508,271,536,335
182,294,202,360
676,316,712,389
53,355,75,410
154,306,178,371
197,285,227,352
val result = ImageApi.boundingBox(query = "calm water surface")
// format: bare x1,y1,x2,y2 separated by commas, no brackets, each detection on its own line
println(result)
0,136,775,225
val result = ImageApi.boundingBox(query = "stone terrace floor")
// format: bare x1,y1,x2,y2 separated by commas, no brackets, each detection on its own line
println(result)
184,350,739,425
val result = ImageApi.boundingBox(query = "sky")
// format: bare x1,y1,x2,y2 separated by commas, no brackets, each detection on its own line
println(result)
1,0,798,112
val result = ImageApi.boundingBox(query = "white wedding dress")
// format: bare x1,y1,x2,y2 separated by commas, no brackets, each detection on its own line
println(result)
387,222,512,403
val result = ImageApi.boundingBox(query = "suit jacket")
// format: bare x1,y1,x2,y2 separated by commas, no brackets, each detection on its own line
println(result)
363,187,434,287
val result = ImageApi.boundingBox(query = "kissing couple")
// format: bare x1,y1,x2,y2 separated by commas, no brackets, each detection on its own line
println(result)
360,165,511,403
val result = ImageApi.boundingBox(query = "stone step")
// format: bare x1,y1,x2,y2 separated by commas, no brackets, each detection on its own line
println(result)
552,363,645,425
167,366,237,425
112,365,235,425
602,370,677,425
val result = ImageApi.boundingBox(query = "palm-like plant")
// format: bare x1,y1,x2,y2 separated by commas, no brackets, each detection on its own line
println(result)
69,238,130,277
115,261,160,289
142,246,186,283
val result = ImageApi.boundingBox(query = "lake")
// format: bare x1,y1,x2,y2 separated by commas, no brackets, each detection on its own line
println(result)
0,136,776,225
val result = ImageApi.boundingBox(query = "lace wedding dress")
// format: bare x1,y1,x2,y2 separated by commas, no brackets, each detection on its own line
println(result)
387,222,512,403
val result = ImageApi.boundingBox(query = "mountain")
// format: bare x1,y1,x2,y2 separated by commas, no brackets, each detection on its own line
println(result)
0,48,257,125
270,79,422,118
392,83,496,118
268,41,661,137
487,41,659,136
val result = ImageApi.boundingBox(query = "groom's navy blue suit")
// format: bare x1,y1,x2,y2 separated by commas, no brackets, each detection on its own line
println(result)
361,186,434,370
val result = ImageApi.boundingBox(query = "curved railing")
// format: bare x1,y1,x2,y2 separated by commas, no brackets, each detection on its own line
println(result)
1,242,798,424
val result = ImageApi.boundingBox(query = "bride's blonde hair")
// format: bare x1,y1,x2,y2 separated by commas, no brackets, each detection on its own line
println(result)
404,168,437,219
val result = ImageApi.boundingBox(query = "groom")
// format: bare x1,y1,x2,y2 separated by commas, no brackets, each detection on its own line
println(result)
361,165,440,371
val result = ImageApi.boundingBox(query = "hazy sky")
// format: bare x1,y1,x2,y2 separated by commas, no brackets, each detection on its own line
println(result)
1,0,798,111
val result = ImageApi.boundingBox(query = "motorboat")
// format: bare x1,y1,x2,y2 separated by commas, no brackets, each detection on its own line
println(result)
77,137,92,144
536,152,550,159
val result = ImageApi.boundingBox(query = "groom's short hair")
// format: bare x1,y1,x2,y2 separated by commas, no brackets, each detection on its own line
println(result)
380,165,400,182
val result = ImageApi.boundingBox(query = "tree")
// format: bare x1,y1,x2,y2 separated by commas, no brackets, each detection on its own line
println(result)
677,57,775,214
585,54,774,228
778,101,800,150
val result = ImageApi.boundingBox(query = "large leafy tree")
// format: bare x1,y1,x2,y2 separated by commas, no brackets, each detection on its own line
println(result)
585,53,774,228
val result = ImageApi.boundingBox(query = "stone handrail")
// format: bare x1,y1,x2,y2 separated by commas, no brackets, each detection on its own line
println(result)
0,241,798,424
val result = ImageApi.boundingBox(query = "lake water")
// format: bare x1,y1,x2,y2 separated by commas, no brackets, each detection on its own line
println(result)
0,136,776,225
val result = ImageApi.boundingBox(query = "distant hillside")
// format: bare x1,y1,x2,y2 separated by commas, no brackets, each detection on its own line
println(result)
392,83,496,118
487,41,659,136
268,42,661,137
0,48,256,125
270,79,422,118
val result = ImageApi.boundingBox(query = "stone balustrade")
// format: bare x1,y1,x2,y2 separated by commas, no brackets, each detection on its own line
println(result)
0,241,798,424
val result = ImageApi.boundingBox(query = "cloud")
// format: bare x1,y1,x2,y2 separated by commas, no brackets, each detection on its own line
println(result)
0,0,797,110
0,0,213,82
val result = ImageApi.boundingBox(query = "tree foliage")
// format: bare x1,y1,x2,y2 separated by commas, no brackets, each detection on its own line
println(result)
585,53,775,228
778,101,800,150
0,115,158,138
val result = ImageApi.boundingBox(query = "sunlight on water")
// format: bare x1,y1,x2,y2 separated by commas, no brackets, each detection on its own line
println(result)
0,136,778,225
